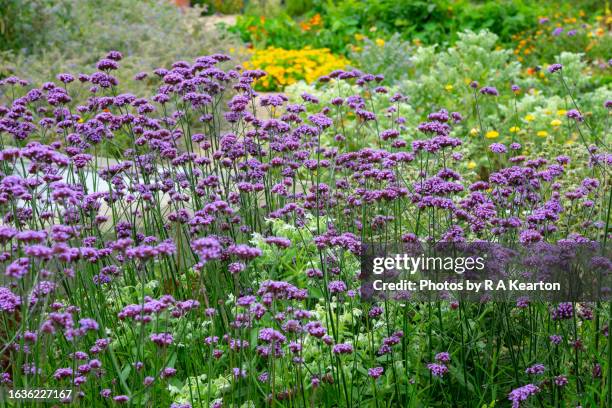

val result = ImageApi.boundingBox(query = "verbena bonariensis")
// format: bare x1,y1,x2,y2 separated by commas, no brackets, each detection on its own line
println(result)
0,52,610,407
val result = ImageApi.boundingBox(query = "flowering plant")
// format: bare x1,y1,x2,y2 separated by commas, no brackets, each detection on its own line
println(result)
243,46,349,91
0,48,610,408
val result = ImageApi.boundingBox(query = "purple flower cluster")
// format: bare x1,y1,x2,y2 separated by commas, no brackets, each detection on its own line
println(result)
0,49,607,408
508,384,539,408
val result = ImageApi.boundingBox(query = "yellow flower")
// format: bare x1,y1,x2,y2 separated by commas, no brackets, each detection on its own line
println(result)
445,84,453,92
509,126,520,133
557,109,567,116
245,46,349,91
524,114,535,122
467,161,477,170
375,38,385,47
485,130,499,139
550,119,562,127
354,33,365,41
537,130,548,137
470,128,480,136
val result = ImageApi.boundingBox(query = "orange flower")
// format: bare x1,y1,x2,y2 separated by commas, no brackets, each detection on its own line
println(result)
301,14,322,32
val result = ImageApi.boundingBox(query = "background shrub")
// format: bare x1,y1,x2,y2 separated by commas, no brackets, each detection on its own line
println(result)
0,0,50,53
231,0,608,55
193,0,244,14
0,0,244,95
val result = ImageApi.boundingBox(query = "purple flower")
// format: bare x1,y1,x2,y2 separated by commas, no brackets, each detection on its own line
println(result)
516,296,530,308
552,303,573,320
525,363,545,375
308,113,333,129
489,143,507,154
552,27,564,36
427,363,448,377
566,109,583,122
258,328,286,344
548,64,563,73
519,229,542,244
113,395,129,403
79,318,99,332
264,236,291,248
328,280,347,293
57,73,75,84
368,366,384,379
5,258,29,279
368,306,383,318
332,343,353,355
232,367,246,379
435,352,451,363
229,244,262,260
479,86,499,96
96,59,119,71
53,368,73,380
554,375,568,387
161,367,177,378
451,112,463,123
191,237,222,262
106,50,123,61
150,332,174,346
508,384,539,408
549,335,563,345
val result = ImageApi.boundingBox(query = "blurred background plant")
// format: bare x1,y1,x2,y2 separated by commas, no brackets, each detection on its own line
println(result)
348,33,414,83
230,0,610,65
0,0,50,53
193,0,244,14
0,0,244,96
512,11,612,76
284,30,611,173
6,0,606,95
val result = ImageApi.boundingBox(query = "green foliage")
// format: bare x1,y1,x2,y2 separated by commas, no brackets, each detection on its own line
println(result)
349,34,414,83
1,0,243,95
231,12,301,49
193,0,244,14
0,0,50,52
231,0,607,55
285,0,314,16
284,29,611,167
